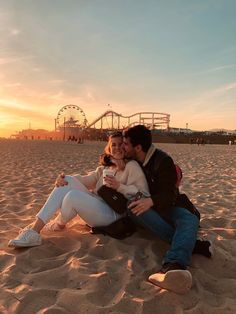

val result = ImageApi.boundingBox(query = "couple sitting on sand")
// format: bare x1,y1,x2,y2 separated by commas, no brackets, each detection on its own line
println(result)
8,125,212,294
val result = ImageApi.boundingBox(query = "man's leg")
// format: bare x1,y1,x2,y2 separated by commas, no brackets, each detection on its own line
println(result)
129,207,212,259
163,207,199,267
129,206,199,267
128,207,175,243
148,207,199,294
129,207,199,294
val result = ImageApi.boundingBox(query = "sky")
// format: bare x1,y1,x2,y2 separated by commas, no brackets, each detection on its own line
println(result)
0,0,236,137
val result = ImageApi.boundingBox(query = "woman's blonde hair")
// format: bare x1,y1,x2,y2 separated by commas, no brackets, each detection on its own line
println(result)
99,131,123,166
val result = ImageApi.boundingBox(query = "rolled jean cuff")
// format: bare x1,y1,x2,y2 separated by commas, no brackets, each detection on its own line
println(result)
36,212,48,224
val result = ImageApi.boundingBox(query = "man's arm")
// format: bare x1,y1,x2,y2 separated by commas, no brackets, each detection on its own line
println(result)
128,154,177,216
150,156,177,213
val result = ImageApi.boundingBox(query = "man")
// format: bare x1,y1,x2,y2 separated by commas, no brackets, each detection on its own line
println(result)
123,125,200,294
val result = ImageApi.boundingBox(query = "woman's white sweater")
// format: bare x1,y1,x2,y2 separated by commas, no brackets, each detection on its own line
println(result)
74,160,150,199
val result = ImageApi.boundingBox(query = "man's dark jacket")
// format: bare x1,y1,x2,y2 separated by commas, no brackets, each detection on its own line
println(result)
141,145,200,223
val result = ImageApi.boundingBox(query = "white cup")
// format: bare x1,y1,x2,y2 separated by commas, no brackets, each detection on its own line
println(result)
103,168,116,185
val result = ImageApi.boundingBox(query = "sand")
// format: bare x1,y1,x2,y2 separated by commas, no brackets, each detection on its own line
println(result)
0,139,235,314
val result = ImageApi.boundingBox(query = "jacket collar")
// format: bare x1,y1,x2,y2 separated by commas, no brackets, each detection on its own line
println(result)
143,144,156,166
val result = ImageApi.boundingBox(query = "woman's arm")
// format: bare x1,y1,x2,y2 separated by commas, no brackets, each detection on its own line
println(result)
73,166,104,190
117,160,150,198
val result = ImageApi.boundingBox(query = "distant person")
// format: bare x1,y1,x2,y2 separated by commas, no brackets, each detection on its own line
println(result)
200,138,205,145
8,132,149,248
123,125,211,294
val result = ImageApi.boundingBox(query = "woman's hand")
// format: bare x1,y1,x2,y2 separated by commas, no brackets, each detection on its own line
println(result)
55,173,68,187
104,175,120,190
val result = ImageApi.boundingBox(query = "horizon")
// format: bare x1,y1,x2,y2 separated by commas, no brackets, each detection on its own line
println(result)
4,109,236,140
0,0,236,138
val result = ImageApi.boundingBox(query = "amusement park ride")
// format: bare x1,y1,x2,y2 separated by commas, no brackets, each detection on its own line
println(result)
55,104,170,136
12,105,236,143
11,105,170,141
55,105,88,130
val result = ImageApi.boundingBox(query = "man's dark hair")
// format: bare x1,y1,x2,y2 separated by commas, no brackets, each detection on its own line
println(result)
123,125,152,152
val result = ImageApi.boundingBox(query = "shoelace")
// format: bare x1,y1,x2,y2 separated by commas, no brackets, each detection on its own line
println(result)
18,229,34,241
18,224,33,235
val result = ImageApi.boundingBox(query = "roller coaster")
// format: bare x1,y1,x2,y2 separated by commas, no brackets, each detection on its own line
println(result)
87,110,170,130
51,105,170,141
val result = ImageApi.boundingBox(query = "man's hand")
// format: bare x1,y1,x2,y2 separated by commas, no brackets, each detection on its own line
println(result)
128,197,153,216
55,173,68,187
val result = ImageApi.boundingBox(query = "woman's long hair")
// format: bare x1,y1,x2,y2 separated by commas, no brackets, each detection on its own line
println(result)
100,131,123,166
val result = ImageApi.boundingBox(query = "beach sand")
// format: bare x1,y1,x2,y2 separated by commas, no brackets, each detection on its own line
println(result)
0,139,235,314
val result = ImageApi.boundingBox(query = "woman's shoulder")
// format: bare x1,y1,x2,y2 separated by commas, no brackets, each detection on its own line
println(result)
125,159,142,169
90,165,104,176
96,165,105,171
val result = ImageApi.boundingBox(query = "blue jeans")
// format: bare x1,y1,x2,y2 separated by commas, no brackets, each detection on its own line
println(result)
128,207,199,268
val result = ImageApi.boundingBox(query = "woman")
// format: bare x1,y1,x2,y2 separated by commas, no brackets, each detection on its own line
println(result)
8,132,150,248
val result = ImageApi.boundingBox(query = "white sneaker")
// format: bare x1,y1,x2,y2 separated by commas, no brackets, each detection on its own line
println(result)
8,229,42,248
44,221,65,231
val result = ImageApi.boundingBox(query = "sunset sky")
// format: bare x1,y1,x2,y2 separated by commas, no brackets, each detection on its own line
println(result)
0,0,236,137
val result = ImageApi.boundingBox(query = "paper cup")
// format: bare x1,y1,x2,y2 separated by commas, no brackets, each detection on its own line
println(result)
103,168,116,185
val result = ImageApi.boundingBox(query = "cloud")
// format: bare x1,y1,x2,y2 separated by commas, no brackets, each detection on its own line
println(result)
192,64,236,76
0,58,13,66
33,67,43,72
0,56,35,66
84,85,96,101
204,64,236,73
50,91,65,100
205,82,236,97
184,81,236,109
48,79,66,84
10,29,21,36
4,82,22,88
0,102,53,121
171,81,236,129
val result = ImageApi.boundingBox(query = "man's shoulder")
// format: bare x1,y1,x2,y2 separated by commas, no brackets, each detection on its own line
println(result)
148,148,174,171
152,148,170,162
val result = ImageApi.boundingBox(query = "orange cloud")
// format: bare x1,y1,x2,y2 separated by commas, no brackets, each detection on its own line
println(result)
0,101,55,137
0,104,53,121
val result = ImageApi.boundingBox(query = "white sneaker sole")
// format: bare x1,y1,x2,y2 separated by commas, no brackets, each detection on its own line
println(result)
8,240,42,248
148,269,192,294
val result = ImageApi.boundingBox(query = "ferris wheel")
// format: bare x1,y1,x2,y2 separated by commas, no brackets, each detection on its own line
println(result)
56,105,88,130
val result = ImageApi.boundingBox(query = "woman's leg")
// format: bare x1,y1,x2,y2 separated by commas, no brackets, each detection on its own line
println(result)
59,190,122,227
34,176,90,232
8,176,91,247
